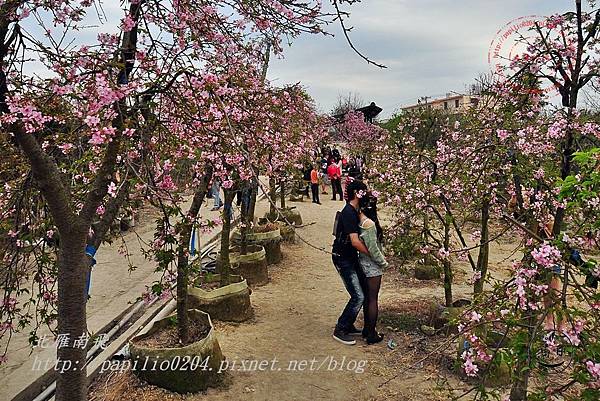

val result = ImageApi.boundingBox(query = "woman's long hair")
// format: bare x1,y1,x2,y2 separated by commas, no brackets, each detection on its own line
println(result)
360,192,384,243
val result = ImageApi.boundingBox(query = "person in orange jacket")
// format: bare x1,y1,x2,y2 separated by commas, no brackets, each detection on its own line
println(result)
310,164,321,204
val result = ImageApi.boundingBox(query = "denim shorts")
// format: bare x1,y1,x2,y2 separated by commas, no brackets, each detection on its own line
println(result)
359,256,383,278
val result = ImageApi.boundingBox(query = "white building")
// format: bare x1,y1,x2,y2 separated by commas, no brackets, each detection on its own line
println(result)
402,93,481,113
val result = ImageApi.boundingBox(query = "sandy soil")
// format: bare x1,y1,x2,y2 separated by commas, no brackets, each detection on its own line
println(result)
88,194,523,401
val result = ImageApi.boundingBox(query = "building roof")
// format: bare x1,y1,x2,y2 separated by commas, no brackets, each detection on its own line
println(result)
356,102,383,120
333,102,383,121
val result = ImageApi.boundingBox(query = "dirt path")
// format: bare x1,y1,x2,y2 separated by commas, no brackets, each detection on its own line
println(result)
12,188,524,401
90,195,485,401
204,197,380,401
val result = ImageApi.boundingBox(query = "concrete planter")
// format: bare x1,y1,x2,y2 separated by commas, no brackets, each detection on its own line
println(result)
233,226,283,265
429,299,472,333
229,245,269,286
129,309,224,393
120,215,135,230
257,229,283,265
265,208,303,226
414,264,441,280
276,222,296,243
188,274,253,322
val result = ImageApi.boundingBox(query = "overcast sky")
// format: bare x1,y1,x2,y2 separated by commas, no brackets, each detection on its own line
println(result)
267,0,573,118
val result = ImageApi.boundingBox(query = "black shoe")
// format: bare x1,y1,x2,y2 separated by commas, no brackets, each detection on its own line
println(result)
365,332,384,345
317,201,321,205
333,328,356,345
347,325,362,336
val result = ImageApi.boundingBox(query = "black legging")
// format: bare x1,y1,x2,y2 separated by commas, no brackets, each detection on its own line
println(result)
363,276,382,337
331,179,343,200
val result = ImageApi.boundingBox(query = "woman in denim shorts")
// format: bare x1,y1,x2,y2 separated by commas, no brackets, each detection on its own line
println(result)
357,191,388,344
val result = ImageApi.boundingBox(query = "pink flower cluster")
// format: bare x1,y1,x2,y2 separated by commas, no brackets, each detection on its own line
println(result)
586,360,600,388
531,243,562,269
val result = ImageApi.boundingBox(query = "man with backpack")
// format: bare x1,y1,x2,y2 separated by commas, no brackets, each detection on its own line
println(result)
302,164,312,198
331,180,370,345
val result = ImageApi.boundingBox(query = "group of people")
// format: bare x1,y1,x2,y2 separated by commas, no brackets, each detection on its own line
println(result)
211,149,386,346
207,177,249,212
331,179,387,345
303,147,364,205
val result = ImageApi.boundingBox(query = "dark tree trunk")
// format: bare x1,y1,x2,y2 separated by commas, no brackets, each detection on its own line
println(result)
55,229,88,401
510,376,529,401
269,176,277,215
474,199,490,296
279,179,286,209
509,312,535,401
176,242,190,343
176,169,211,343
4,3,143,401
219,190,235,287
240,182,251,256
13,127,91,401
552,0,583,235
248,175,258,224
443,218,453,307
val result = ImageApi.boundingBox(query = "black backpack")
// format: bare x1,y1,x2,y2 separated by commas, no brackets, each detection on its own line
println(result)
332,211,342,238
302,168,311,181
332,211,349,256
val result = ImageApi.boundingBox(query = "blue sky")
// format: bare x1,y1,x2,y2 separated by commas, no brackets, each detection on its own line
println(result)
268,0,573,118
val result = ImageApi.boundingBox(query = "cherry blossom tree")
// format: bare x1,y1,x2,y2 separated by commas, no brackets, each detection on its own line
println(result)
447,3,600,398
0,1,374,400
336,110,386,158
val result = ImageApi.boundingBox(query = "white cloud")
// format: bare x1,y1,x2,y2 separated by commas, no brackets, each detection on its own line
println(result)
268,0,572,118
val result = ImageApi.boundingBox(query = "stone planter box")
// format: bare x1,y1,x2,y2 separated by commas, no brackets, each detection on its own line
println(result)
188,274,253,322
414,264,441,280
457,330,511,387
229,245,269,286
429,299,472,333
233,226,283,265
276,222,295,243
264,208,303,226
129,309,224,393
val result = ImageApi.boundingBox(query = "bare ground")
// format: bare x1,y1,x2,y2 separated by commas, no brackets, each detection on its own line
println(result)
88,196,515,401
1,194,270,400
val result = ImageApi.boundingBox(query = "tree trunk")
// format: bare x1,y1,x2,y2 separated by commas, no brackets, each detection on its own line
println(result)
248,175,258,224
175,169,211,343
269,176,277,215
5,5,142,401
474,199,490,296
55,229,88,401
510,373,529,401
240,183,251,256
219,190,235,287
553,0,582,235
176,236,190,344
280,178,286,209
509,314,534,401
553,118,575,235
443,218,453,307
